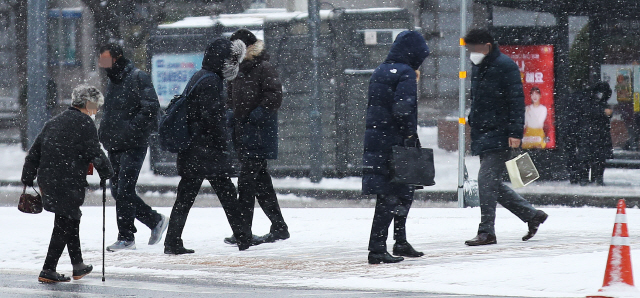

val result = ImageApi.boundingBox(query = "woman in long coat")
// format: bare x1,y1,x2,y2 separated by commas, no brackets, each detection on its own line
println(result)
163,38,253,254
22,85,113,282
362,31,430,264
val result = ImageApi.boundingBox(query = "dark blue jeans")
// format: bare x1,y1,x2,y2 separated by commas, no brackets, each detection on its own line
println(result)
108,147,161,242
477,149,538,235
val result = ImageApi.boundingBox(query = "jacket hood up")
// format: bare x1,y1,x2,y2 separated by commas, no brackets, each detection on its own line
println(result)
202,38,246,80
384,30,430,70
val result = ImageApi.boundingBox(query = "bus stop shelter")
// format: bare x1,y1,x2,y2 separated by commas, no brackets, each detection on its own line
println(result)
470,0,640,178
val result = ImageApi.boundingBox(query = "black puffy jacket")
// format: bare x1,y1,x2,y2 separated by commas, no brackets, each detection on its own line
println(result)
177,38,244,178
22,107,113,220
361,31,429,197
99,60,160,151
468,44,525,156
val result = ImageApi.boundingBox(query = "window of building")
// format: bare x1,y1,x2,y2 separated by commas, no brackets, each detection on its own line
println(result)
48,8,82,66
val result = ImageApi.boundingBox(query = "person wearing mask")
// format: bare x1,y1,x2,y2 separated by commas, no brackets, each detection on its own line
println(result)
362,30,429,264
225,29,289,246
22,85,113,282
463,29,548,246
98,43,168,252
164,38,255,253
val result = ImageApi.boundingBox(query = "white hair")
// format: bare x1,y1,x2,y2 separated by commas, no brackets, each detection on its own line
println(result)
71,85,104,108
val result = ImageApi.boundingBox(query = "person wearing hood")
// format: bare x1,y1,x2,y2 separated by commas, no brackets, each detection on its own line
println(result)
362,30,429,264
225,29,289,246
572,82,613,186
164,38,254,253
463,29,548,247
22,85,113,283
97,43,168,252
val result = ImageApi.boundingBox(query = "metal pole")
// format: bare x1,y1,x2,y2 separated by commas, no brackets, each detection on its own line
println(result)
27,0,49,148
308,0,323,183
457,0,468,208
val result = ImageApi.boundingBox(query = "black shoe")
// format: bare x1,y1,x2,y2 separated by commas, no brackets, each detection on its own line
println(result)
368,251,404,264
164,246,195,255
224,234,266,246
392,242,424,257
72,264,93,280
38,270,70,283
465,233,497,246
262,229,290,243
523,210,548,241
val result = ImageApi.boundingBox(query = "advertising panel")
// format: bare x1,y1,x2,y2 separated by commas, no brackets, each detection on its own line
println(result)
502,45,556,149
151,53,203,107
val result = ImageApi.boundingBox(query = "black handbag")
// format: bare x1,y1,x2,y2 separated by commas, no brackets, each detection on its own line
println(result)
390,142,435,186
18,186,42,214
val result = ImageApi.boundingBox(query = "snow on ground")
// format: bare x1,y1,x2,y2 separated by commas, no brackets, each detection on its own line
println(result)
2,206,640,297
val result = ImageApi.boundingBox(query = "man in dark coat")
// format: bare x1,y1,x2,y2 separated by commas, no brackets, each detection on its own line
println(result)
22,85,113,283
226,29,289,245
97,43,168,252
566,82,613,186
362,30,429,264
463,29,548,246
164,38,254,253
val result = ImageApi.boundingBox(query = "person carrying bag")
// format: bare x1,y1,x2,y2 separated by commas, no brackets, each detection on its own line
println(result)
21,85,113,283
362,31,430,264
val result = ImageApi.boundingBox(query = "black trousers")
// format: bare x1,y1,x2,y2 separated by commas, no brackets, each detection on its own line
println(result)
477,150,537,235
164,176,248,248
368,193,414,253
43,214,83,271
237,158,287,235
109,147,161,241
575,159,606,183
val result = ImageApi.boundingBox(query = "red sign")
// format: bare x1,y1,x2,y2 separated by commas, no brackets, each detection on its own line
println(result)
502,45,556,149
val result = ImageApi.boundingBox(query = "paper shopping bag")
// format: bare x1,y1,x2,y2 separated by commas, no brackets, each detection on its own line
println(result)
505,152,539,188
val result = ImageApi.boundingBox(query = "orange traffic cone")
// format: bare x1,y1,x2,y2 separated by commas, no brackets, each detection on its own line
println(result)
587,199,638,298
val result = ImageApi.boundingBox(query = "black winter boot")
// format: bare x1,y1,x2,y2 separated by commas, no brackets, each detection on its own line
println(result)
72,264,93,280
523,210,548,241
393,242,424,257
38,270,70,283
368,251,404,264
465,233,497,246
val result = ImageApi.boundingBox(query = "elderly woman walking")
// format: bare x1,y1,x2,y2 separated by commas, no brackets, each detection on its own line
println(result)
22,85,113,283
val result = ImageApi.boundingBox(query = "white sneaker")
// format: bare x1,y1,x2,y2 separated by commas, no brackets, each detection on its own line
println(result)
149,214,169,245
106,240,136,252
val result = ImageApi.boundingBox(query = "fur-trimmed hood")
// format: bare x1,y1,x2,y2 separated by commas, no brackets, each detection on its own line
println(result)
202,38,246,80
239,40,269,73
245,40,265,61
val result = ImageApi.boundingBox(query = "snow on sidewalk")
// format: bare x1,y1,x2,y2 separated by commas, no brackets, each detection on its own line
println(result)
2,206,640,297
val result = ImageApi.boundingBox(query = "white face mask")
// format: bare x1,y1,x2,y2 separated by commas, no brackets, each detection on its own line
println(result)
469,52,486,65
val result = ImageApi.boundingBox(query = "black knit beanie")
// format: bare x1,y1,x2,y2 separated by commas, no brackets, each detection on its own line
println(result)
230,29,257,47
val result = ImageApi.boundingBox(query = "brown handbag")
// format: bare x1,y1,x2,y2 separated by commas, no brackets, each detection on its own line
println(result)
18,186,42,214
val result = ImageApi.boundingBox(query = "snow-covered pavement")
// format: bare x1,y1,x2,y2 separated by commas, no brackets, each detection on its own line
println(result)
2,206,640,297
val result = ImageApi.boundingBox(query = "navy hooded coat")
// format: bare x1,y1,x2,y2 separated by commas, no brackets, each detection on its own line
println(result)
362,31,429,197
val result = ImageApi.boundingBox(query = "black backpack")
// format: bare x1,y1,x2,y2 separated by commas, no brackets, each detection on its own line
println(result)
158,72,215,153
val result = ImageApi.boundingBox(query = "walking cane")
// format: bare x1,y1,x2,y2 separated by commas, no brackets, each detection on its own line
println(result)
101,180,106,282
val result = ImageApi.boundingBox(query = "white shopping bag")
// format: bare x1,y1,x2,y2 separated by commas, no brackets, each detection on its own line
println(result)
505,152,540,188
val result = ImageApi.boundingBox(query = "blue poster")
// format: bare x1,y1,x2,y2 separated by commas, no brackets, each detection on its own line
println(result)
151,53,203,107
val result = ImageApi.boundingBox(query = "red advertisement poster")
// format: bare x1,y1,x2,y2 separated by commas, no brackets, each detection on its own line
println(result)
502,45,556,149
